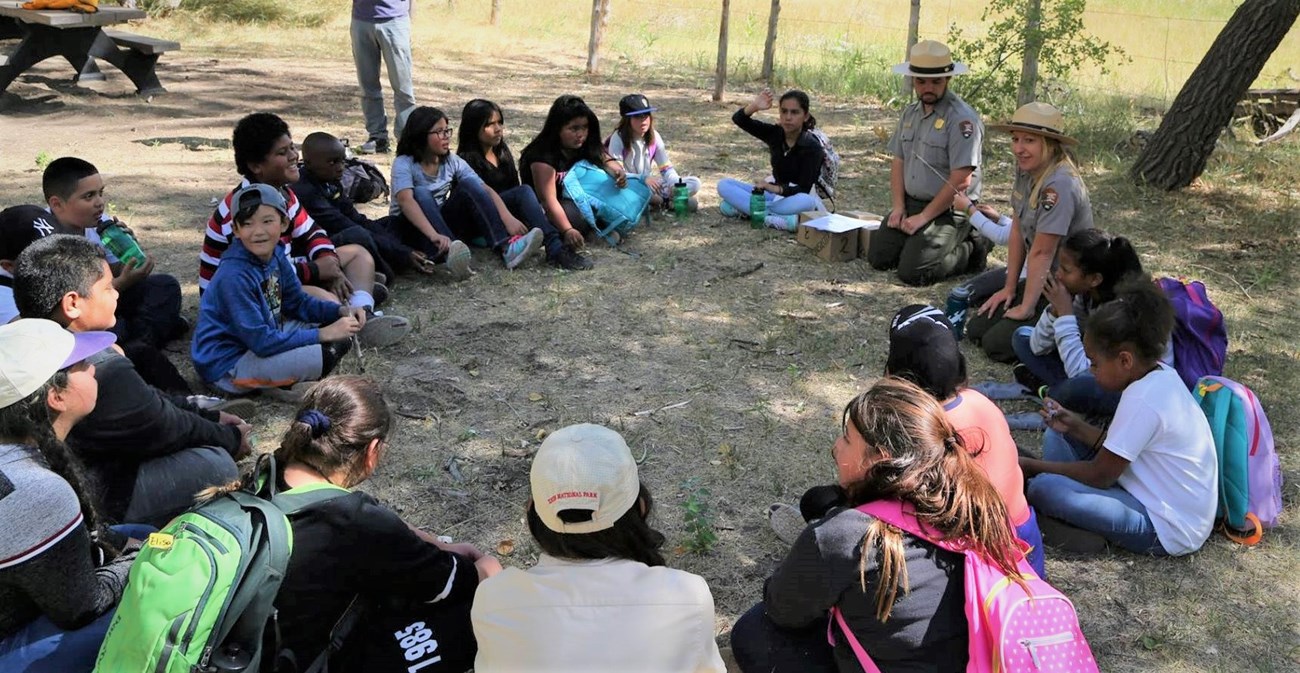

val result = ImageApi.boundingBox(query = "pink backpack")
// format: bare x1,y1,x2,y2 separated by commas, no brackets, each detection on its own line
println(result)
829,501,1099,673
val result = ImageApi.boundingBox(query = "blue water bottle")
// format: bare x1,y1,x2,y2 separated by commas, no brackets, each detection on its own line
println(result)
945,283,972,340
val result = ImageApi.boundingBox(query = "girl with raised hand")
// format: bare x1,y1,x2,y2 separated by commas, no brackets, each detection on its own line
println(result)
456,99,591,271
0,319,141,673
731,377,1027,672
606,93,701,212
1021,279,1217,556
716,88,826,231
269,375,501,671
392,106,545,278
962,102,1094,363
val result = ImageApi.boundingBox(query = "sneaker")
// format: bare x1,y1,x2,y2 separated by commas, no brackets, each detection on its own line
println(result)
767,503,806,546
371,281,389,308
1005,411,1047,431
374,271,388,286
551,247,593,271
969,380,1033,401
1012,364,1048,398
967,232,994,273
188,395,257,417
719,201,740,218
687,196,699,212
262,381,315,404
439,240,473,281
359,313,412,348
356,137,390,155
1037,515,1109,553
765,214,798,232
502,229,544,269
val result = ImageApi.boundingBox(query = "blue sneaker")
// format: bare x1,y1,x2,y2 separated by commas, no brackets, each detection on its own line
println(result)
502,229,543,269
719,201,740,218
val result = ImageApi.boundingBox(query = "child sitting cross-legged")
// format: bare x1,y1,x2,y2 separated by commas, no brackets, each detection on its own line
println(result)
192,184,367,403
1020,278,1217,555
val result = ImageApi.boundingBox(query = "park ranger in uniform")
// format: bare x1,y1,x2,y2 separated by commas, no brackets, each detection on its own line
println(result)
869,40,986,286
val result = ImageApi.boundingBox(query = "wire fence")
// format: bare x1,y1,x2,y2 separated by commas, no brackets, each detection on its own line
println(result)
472,0,1298,108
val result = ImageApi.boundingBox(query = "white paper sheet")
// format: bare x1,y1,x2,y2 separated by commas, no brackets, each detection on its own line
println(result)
801,213,883,233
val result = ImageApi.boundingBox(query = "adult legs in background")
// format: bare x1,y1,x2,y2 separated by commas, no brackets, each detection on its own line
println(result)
373,16,416,140
350,19,388,145
729,603,838,673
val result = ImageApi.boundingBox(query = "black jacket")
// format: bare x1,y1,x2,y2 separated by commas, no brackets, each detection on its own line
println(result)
732,107,825,197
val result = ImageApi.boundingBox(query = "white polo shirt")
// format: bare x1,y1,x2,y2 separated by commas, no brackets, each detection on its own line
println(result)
471,554,726,672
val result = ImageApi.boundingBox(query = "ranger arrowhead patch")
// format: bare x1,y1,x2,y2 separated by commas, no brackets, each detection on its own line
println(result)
1041,187,1059,211
960,120,974,139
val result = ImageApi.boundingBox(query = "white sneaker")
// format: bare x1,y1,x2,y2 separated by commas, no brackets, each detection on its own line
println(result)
765,214,798,232
440,240,473,281
359,314,412,348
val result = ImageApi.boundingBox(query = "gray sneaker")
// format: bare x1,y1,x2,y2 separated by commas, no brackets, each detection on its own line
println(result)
188,395,257,417
359,314,412,348
357,138,390,155
767,503,807,546
440,240,473,281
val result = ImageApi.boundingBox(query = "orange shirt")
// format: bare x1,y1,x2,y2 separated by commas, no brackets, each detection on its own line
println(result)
945,390,1030,526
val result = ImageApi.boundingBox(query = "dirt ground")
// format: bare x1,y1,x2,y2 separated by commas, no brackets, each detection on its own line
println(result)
2,35,1298,672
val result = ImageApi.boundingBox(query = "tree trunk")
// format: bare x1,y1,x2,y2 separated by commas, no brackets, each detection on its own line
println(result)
761,0,781,85
586,0,612,75
1017,0,1042,105
490,0,501,25
714,0,730,102
1131,0,1300,190
901,0,921,96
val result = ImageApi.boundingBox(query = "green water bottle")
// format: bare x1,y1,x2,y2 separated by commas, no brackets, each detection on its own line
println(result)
97,219,146,266
672,179,689,218
749,187,766,229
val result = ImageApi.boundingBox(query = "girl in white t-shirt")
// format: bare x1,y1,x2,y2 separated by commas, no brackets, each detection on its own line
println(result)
1019,278,1218,556
606,93,701,211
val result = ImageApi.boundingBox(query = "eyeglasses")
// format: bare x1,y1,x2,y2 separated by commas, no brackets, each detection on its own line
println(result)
429,127,454,138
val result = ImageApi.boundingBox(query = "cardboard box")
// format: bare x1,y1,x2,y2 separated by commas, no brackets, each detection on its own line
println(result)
796,211,882,262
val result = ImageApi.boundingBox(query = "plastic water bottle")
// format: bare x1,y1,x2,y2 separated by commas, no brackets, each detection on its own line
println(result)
749,187,767,229
672,179,689,218
946,283,972,340
97,219,146,266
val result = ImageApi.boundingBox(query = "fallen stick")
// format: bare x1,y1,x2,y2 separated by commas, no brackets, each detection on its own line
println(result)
633,399,692,417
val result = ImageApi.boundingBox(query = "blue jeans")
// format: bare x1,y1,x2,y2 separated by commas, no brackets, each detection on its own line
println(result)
1026,430,1167,555
1017,507,1047,579
1011,327,1121,417
400,183,512,261
499,185,563,259
0,525,155,672
350,16,416,142
716,178,821,216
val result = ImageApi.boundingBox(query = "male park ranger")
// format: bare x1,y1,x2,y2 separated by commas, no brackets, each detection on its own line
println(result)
868,40,986,286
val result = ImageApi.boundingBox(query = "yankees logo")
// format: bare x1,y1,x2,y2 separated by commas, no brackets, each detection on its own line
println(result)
31,217,55,237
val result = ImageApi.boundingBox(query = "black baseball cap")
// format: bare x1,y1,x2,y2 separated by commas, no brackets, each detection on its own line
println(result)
0,205,58,262
618,94,657,117
886,304,965,399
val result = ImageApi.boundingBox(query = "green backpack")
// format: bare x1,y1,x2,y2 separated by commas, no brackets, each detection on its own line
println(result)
94,455,348,673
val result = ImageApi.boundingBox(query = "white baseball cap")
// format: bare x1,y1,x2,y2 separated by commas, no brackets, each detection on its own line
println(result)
530,424,640,534
0,319,115,408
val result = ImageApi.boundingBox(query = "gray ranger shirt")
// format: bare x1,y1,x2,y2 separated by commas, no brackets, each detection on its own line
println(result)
889,91,984,202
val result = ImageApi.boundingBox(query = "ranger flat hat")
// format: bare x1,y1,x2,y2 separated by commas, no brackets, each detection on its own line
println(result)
989,102,1077,145
892,40,969,78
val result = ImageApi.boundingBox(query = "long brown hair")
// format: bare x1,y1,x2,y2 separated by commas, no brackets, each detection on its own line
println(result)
842,377,1024,621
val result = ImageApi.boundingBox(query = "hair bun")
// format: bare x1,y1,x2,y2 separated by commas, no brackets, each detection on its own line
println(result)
297,409,331,438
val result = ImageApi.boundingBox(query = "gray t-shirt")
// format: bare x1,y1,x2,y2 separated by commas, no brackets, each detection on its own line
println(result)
389,153,485,218
1011,162,1093,247
763,506,968,673
889,91,983,202
352,0,409,21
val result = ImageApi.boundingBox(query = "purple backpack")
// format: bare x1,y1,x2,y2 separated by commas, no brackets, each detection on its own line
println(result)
1158,277,1227,390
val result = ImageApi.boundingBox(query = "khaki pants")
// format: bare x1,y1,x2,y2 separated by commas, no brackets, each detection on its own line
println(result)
867,195,974,286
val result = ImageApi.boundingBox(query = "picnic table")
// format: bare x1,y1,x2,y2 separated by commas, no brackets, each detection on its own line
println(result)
0,0,179,96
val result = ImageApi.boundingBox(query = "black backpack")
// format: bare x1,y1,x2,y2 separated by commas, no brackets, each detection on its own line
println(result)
341,157,389,204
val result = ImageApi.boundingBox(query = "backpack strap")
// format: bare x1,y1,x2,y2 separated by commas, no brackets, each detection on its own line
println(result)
826,606,883,673
300,596,366,673
855,501,962,552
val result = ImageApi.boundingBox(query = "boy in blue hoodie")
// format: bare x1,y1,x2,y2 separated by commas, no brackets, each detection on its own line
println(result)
193,184,366,401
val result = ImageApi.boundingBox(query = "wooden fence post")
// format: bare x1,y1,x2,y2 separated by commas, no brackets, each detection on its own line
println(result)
1017,0,1043,105
490,0,501,25
901,0,921,96
586,0,611,75
714,0,730,101
761,0,781,85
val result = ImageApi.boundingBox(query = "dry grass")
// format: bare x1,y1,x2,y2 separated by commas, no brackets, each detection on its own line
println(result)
2,11,1299,672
